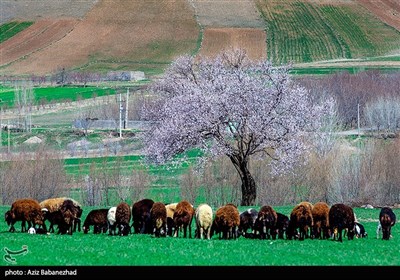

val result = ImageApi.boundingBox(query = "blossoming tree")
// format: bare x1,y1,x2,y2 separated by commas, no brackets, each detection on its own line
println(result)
142,49,335,206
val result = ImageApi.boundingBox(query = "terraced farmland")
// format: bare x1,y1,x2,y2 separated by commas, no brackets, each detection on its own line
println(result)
0,0,399,77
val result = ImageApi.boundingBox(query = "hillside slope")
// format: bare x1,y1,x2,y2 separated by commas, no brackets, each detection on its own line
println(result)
0,0,200,76
0,0,399,76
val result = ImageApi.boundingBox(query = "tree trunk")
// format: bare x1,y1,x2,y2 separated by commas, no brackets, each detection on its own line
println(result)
229,155,257,206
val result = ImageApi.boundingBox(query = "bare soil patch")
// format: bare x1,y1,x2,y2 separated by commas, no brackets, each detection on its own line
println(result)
356,0,400,31
199,28,266,60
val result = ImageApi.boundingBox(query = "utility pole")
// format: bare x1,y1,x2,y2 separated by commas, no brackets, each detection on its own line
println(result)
125,88,129,129
119,92,123,138
7,120,10,153
0,108,2,150
357,103,360,138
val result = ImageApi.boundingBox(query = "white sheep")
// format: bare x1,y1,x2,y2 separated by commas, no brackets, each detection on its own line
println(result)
165,202,178,236
107,206,117,235
195,203,213,239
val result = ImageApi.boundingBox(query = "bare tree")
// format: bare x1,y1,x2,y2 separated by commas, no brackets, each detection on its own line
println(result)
0,147,67,204
142,49,335,205
364,96,400,134
14,81,34,132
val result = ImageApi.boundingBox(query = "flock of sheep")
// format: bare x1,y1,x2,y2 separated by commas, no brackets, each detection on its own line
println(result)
4,197,397,242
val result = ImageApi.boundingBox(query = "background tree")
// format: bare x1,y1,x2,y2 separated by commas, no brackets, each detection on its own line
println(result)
14,81,34,132
142,49,334,206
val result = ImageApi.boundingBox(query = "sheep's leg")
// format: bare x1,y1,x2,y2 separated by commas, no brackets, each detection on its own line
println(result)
49,222,55,233
9,221,16,232
207,228,211,239
21,220,27,232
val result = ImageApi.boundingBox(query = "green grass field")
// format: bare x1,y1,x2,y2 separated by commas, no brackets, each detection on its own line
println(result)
1,205,399,266
0,85,117,108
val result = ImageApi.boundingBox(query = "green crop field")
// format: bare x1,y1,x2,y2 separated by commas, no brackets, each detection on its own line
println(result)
258,1,400,65
0,21,33,44
0,205,399,267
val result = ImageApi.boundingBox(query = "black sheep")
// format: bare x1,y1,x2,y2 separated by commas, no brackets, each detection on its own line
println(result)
276,212,290,239
131,198,154,234
329,203,355,242
238,208,258,238
254,205,278,240
379,207,396,240
82,209,109,234
43,210,71,235
355,222,367,238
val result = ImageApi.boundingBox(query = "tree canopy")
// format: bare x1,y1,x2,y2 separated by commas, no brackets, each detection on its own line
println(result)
142,49,335,206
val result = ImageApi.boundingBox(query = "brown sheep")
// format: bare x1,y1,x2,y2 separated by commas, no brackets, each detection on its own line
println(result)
211,204,240,240
254,205,278,240
379,207,396,240
299,201,314,211
131,198,154,234
329,203,355,242
82,209,109,234
115,202,131,236
173,200,195,238
150,202,167,237
287,203,313,240
7,198,45,232
165,202,178,236
312,202,330,239
58,199,81,235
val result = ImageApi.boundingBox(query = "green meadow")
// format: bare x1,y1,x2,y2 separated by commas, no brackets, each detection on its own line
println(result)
1,205,399,266
0,85,117,108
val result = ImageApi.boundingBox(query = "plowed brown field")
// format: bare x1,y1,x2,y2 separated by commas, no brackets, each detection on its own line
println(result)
199,28,266,60
0,0,199,75
0,19,78,66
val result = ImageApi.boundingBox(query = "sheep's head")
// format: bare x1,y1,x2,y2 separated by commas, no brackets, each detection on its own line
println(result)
63,210,73,225
119,223,130,236
5,210,13,225
83,225,90,234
